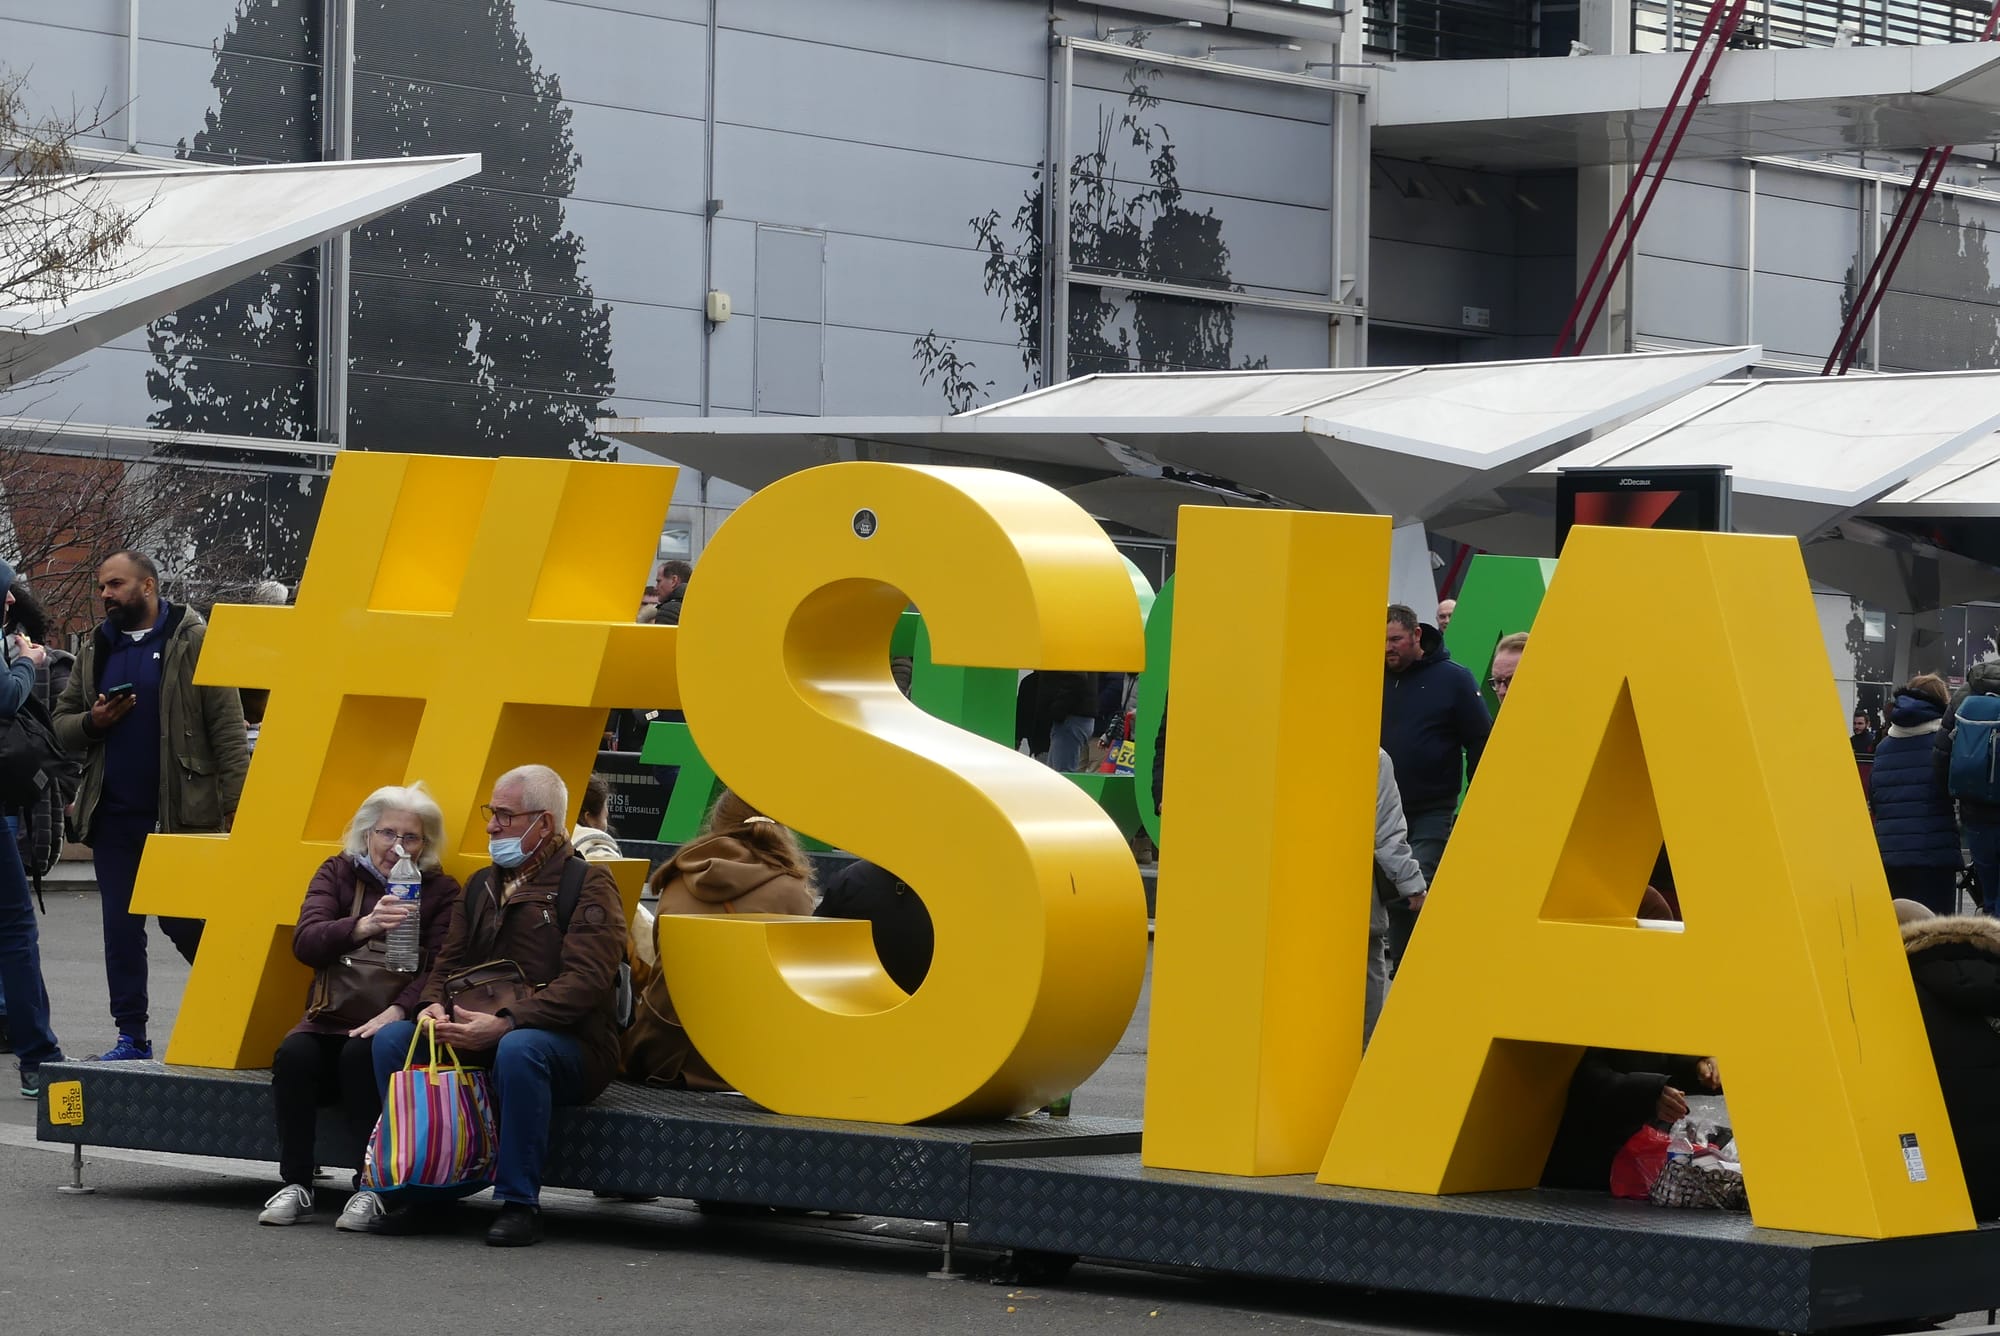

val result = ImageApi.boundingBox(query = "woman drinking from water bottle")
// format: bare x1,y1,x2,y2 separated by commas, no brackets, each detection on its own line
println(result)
259,782,460,1230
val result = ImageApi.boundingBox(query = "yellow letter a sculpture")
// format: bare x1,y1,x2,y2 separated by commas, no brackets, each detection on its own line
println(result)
1320,526,1972,1239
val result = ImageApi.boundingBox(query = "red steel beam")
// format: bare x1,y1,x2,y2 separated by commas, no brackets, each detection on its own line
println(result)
1554,0,1748,356
1824,5,1998,375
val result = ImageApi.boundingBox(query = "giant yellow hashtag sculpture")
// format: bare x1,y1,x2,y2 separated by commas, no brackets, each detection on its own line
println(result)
132,453,678,1068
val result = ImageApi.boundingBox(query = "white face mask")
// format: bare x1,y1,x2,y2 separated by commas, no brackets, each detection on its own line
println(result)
488,811,545,869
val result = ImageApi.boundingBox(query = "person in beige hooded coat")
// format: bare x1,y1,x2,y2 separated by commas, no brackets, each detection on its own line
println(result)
621,790,816,1089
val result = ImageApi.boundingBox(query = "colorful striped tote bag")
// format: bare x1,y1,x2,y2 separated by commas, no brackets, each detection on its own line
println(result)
361,1017,498,1197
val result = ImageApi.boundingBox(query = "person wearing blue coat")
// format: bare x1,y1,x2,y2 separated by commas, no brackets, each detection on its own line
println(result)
1869,674,1962,916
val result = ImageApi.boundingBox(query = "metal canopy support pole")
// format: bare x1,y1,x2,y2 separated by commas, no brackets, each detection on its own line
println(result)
1351,95,1371,365
125,0,141,152
1826,148,1945,376
1824,4,2000,375
1553,0,1748,357
315,0,355,446
1329,89,1343,368
1870,177,1884,373
1329,75,1368,367
1047,38,1074,387
1744,162,1757,345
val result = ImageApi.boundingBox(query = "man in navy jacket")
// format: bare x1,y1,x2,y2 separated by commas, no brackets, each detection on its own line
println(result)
1380,603,1491,968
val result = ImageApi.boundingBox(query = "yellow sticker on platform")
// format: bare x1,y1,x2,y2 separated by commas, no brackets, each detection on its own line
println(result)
46,1080,83,1126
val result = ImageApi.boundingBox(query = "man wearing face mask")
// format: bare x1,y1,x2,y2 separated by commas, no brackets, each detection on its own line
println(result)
366,764,624,1247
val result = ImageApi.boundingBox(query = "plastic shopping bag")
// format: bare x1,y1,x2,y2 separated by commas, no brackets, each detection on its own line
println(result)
1609,1124,1671,1200
361,1016,498,1197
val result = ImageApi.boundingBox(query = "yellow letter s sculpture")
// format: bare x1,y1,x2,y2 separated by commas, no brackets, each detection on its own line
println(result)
1320,526,1971,1239
663,463,1149,1122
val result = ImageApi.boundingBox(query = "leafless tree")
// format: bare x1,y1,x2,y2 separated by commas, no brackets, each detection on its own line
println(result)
0,69,272,638
0,427,272,640
0,70,136,334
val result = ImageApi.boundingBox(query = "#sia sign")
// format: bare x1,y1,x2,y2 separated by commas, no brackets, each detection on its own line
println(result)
151,454,1968,1242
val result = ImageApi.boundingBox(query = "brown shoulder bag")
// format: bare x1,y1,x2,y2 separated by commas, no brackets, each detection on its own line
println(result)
304,881,412,1029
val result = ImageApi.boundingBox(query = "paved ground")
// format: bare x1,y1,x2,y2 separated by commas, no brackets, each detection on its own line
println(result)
0,887,1991,1335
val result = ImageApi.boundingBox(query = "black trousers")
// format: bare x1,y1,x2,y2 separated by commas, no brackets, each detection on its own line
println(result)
271,1030,382,1188
1386,802,1456,971
1885,863,1960,917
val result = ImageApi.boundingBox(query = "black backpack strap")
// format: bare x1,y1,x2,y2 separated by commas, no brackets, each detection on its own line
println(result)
554,854,589,933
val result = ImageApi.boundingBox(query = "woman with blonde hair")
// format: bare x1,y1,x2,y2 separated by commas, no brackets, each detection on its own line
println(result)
622,790,815,1089
259,782,462,1229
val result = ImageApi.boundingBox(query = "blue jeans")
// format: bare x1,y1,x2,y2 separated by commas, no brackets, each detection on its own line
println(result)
1968,824,2000,914
372,1021,587,1208
0,815,60,1069
0,814,16,1016
1046,715,1095,773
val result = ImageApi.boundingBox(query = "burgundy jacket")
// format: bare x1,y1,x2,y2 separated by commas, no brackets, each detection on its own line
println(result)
288,854,462,1037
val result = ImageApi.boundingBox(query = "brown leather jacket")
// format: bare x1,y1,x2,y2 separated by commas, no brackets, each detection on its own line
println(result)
422,836,625,1099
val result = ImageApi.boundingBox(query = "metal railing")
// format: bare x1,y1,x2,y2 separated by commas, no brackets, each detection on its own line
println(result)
1363,0,1541,59
1635,0,1994,50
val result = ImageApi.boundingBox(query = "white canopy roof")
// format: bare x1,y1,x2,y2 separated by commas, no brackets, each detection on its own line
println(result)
1546,373,2000,536
603,345,1758,529
1868,430,2000,518
1372,42,2000,171
1423,370,2000,612
1,153,481,388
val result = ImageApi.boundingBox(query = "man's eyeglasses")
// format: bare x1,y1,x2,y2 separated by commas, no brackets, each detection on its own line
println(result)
1487,675,1514,691
370,827,425,846
480,805,539,827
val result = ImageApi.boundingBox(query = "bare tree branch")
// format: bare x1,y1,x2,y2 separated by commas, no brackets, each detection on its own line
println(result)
0,71,140,321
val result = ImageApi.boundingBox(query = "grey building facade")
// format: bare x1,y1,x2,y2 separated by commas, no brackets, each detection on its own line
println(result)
3,0,1997,583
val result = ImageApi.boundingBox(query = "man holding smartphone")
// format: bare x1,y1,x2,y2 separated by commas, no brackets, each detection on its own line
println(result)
53,551,248,1062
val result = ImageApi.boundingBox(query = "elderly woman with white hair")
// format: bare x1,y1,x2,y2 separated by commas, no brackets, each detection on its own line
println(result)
259,782,461,1230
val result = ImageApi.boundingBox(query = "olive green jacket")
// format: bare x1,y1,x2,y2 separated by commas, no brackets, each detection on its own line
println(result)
52,604,249,838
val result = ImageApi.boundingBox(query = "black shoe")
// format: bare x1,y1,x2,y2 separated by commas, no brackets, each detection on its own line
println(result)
18,1066,38,1099
486,1202,542,1247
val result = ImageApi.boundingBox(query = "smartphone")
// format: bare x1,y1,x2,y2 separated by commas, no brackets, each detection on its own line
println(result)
104,682,137,701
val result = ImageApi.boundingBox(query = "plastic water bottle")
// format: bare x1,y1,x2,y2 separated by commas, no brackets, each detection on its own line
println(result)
383,842,422,973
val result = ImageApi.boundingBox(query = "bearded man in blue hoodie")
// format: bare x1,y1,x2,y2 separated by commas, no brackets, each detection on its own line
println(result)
1379,603,1491,969
52,551,247,1063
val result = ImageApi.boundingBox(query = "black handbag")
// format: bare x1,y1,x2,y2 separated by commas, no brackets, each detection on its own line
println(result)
304,883,412,1028
0,692,62,808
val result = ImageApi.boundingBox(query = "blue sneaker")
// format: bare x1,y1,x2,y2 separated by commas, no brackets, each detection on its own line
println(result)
19,1066,39,1099
86,1035,152,1062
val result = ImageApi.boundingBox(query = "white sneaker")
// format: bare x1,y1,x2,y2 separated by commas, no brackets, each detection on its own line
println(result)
258,1184,314,1225
336,1190,386,1233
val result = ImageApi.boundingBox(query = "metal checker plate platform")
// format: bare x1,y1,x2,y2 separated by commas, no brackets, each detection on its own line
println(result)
965,1154,2000,1333
33,1061,1137,1220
